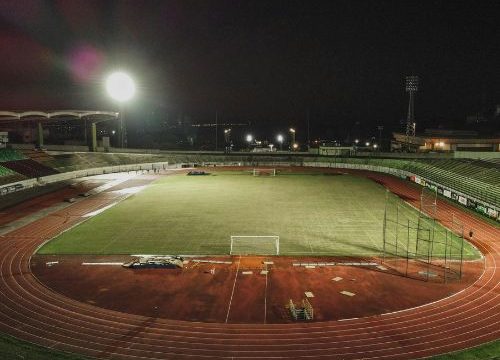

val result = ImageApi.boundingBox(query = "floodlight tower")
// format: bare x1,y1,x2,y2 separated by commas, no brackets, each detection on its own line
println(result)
405,75,419,150
106,72,136,148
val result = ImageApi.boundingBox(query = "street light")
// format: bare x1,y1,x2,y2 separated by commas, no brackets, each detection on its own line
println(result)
276,134,284,151
365,141,370,147
289,128,296,151
245,134,253,151
106,71,135,148
106,72,135,102
224,128,231,142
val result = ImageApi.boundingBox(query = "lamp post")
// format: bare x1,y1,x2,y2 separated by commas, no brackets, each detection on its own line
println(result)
289,128,296,151
276,134,284,151
377,125,383,151
106,71,136,148
246,134,253,151
224,128,231,152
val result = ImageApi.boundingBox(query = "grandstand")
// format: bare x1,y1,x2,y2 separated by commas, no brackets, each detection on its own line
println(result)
0,148,25,162
0,164,26,186
0,149,27,185
320,156,500,209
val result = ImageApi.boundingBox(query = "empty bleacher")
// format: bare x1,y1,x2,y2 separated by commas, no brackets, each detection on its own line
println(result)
0,164,27,186
0,149,28,185
2,159,59,178
328,156,500,208
0,148,26,162
41,152,169,172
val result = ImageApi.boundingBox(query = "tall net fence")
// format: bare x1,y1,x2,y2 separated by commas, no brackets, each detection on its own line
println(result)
382,188,465,282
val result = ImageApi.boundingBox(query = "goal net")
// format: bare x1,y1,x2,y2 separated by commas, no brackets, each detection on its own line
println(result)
230,235,280,255
253,168,276,176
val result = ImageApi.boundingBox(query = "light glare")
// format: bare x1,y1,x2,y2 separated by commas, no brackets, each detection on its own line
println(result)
106,72,136,102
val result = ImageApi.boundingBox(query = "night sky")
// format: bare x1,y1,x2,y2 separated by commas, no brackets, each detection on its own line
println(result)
0,0,499,143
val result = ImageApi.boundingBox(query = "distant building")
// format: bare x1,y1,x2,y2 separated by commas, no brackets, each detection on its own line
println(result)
391,129,500,152
466,113,488,125
318,146,355,156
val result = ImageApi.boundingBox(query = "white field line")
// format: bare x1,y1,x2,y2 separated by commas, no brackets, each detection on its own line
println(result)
225,255,241,323
82,202,118,217
112,185,148,195
81,262,123,266
308,238,314,254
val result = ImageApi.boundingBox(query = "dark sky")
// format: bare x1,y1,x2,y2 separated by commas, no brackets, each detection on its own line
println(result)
0,0,499,140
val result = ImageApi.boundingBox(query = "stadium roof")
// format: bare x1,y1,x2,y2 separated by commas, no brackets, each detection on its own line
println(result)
0,110,119,122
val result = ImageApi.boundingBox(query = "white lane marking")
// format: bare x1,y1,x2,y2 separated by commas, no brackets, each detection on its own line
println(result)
81,262,123,266
225,255,241,323
112,185,147,195
82,202,118,217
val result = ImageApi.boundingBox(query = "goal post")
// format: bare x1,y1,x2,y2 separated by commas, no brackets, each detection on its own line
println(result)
253,168,276,176
230,235,280,255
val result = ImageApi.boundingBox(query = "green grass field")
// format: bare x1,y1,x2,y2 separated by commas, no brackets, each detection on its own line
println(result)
38,172,480,258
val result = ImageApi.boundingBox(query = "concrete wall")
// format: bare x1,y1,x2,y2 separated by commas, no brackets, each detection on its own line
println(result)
454,151,500,160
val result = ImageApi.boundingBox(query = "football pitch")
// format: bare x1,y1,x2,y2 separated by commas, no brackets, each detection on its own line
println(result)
38,172,480,258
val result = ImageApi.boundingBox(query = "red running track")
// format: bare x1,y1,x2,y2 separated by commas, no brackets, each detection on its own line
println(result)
0,171,498,359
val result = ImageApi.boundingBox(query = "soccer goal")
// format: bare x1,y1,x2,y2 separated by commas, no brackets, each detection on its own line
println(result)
230,235,280,255
253,168,276,176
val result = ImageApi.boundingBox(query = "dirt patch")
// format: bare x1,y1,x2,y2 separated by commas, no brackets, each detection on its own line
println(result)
31,254,483,324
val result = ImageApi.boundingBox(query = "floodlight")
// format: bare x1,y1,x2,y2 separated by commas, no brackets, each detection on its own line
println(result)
354,139,359,144
106,72,136,102
373,144,378,149
277,134,284,143
365,142,370,146
289,128,295,133
246,134,253,142
293,143,299,149
405,76,419,92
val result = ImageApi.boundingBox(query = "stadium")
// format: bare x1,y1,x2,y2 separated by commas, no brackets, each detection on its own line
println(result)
0,144,498,359
1,2,499,359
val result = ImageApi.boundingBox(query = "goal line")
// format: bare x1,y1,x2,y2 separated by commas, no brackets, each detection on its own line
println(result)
230,235,280,255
